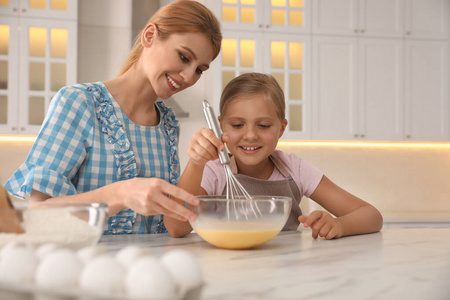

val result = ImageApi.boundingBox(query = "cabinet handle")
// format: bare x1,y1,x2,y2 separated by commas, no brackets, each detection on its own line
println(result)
360,29,365,33
13,7,18,12
360,134,365,138
12,127,16,131
20,127,25,131
406,135,411,139
265,24,270,28
354,134,359,138
406,31,411,35
22,8,26,13
259,24,263,28
354,29,359,33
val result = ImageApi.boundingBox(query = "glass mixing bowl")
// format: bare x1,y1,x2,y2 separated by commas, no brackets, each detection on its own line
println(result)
0,202,108,249
189,196,292,250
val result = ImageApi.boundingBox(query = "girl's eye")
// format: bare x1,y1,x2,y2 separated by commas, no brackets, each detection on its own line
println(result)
259,124,271,129
196,68,203,75
231,124,243,128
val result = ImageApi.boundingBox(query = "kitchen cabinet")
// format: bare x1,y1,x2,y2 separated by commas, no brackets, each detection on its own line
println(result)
312,0,404,38
311,0,449,141
0,0,77,135
206,0,312,140
312,36,404,140
404,40,449,141
405,0,449,40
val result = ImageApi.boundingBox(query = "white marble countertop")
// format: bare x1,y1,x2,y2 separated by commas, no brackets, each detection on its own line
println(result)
99,228,450,300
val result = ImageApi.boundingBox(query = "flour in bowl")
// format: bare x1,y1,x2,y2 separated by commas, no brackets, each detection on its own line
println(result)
0,208,102,249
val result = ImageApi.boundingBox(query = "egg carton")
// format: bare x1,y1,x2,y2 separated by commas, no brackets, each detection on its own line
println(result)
0,282,204,300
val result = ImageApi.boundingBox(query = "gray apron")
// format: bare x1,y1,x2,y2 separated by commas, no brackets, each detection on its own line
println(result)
221,155,302,231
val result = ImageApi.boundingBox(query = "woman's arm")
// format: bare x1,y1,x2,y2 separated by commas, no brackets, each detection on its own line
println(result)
30,177,199,222
298,175,383,239
164,128,223,238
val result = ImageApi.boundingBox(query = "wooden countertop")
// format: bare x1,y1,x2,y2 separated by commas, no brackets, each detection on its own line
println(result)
99,228,450,299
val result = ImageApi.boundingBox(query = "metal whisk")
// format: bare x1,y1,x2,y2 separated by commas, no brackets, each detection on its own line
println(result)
202,100,252,201
203,100,264,221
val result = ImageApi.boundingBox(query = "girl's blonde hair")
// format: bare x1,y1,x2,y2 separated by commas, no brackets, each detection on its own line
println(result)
220,73,286,121
119,0,222,75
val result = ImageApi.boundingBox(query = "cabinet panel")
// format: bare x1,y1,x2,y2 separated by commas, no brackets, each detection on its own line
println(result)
405,40,449,141
0,16,19,133
0,0,77,20
359,0,404,38
312,36,358,140
405,0,449,40
358,39,404,140
312,0,357,36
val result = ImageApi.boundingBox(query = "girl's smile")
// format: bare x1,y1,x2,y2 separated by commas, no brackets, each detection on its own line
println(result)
220,94,287,178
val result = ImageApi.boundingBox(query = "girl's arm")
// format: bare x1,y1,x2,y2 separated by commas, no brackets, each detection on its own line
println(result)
164,128,223,238
299,175,383,239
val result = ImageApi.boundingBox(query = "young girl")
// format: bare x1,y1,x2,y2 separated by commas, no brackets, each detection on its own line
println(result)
164,72,383,239
4,0,222,234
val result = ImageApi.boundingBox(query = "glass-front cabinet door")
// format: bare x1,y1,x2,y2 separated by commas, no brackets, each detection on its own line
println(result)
0,0,77,134
0,16,19,133
218,0,310,33
208,0,311,140
0,0,77,19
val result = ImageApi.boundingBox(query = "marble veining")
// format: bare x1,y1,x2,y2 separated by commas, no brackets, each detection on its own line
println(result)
99,228,450,300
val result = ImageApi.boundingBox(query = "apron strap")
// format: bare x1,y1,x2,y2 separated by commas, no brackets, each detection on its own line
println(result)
229,154,291,178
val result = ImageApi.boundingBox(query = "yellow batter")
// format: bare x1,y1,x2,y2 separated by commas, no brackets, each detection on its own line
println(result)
195,228,280,250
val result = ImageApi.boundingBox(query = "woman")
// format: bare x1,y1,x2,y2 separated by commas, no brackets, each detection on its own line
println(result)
4,0,222,234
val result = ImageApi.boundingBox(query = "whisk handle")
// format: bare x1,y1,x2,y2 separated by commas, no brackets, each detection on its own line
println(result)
202,100,230,165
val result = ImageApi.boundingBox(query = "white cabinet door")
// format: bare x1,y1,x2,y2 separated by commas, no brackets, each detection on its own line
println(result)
405,40,449,141
358,39,404,140
359,0,404,38
0,17,19,133
312,0,403,38
312,0,357,36
405,0,450,40
312,36,358,140
0,0,77,20
312,36,404,141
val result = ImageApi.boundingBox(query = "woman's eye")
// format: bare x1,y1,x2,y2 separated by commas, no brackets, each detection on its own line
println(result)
196,68,203,75
179,52,189,62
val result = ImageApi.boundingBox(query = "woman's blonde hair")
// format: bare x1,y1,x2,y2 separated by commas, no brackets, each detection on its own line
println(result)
220,73,286,121
119,0,222,75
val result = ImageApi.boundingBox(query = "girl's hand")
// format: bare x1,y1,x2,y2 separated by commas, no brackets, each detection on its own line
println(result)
187,128,224,166
113,178,199,222
298,211,344,239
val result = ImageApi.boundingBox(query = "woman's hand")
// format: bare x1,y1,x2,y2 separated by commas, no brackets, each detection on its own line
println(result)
115,178,199,222
187,128,224,166
298,211,344,240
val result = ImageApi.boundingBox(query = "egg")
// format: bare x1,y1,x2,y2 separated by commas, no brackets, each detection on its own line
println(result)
115,245,146,269
0,245,38,284
35,248,82,289
125,256,176,298
77,244,107,265
0,241,35,260
79,254,125,296
160,249,203,292
35,242,60,260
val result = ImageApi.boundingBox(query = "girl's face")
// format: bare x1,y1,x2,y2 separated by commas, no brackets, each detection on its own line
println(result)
141,25,214,99
220,93,287,169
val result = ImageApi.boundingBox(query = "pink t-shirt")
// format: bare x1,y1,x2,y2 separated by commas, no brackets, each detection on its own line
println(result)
201,149,323,197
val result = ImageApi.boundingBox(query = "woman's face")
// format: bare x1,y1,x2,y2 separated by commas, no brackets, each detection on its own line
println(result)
141,25,214,99
220,94,287,169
